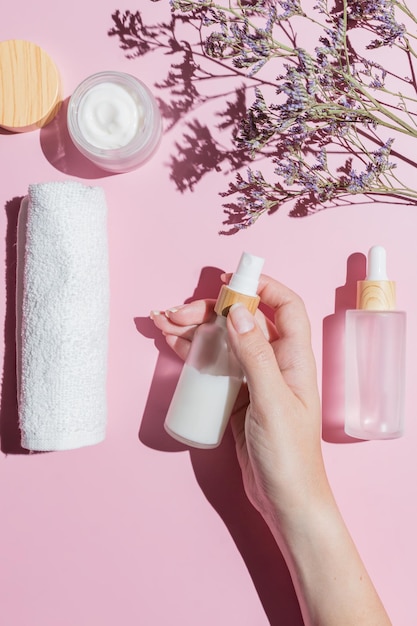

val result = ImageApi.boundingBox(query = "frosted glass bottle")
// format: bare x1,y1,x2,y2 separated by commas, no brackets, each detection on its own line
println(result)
164,315,243,448
164,252,264,448
345,246,406,440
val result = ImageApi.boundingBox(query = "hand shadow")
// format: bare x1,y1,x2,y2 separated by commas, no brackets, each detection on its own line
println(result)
322,252,367,443
189,429,303,624
0,197,30,454
136,266,303,625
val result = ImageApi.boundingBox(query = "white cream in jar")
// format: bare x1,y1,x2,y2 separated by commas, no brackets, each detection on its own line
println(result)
67,71,162,172
77,82,143,149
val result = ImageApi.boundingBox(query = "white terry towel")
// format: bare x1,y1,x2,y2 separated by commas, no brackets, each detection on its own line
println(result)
16,181,110,451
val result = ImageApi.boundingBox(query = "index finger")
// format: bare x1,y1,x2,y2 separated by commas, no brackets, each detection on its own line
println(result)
257,274,319,403
222,271,311,342
257,274,312,344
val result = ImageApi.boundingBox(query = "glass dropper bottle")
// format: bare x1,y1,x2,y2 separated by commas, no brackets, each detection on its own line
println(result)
345,245,406,439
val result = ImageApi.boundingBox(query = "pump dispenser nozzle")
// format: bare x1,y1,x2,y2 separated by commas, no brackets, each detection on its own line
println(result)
214,252,265,316
357,245,396,311
229,252,265,295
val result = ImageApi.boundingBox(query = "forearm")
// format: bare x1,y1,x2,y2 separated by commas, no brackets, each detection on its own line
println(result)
264,487,392,626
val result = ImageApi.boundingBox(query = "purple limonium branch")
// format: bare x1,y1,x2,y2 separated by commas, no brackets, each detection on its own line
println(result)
130,0,417,231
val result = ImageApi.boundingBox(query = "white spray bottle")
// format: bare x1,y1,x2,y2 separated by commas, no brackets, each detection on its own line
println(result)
164,252,264,448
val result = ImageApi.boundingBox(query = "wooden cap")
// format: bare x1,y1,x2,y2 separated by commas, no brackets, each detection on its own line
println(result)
356,280,396,311
0,40,62,132
214,285,260,317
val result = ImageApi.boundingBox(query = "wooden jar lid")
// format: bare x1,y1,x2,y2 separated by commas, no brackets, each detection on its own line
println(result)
0,39,62,132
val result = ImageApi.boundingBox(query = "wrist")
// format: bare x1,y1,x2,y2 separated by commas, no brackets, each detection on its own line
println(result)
260,482,391,626
258,453,332,527
261,469,337,546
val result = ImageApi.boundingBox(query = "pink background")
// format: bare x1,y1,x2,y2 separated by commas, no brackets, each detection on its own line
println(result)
1,2,416,624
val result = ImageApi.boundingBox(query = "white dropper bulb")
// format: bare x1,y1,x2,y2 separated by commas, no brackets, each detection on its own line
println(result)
367,245,389,280
357,245,396,310
228,252,265,296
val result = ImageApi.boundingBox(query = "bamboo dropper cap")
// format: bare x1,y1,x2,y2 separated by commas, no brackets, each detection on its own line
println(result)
356,246,396,311
0,40,62,132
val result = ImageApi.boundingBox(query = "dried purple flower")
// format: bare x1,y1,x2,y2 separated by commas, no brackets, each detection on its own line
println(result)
110,1,417,231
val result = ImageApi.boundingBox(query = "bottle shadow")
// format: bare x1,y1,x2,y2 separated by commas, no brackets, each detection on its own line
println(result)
135,266,224,452
0,197,30,454
322,252,367,443
135,266,304,625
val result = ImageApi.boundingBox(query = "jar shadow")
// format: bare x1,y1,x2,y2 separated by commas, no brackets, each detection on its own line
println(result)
39,98,114,179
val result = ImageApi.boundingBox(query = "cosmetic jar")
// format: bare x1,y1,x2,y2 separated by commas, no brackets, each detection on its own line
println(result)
67,71,162,172
0,39,62,132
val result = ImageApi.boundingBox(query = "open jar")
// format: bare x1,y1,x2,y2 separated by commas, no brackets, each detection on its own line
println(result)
67,71,162,172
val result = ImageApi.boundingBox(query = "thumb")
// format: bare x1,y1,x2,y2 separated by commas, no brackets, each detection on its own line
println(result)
226,303,285,406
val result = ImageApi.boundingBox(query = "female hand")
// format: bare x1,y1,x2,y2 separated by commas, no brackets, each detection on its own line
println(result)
151,273,391,625
151,274,327,525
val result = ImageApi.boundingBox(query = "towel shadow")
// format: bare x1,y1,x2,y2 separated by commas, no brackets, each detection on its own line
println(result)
39,98,115,179
0,197,29,454
322,252,367,443
135,265,303,625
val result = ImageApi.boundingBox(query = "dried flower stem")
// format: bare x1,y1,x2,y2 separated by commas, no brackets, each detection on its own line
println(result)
111,1,417,231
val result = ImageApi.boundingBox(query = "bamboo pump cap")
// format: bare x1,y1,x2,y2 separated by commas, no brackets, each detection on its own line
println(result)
214,252,264,317
214,285,261,316
0,39,62,132
356,245,396,311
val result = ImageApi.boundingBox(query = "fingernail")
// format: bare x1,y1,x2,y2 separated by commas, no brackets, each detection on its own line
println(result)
229,303,255,334
165,305,184,318
150,310,162,319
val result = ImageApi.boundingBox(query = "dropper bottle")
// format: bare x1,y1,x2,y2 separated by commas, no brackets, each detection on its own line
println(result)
345,245,406,439
164,252,264,448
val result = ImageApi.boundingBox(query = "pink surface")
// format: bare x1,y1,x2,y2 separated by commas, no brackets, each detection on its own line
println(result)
1,2,416,625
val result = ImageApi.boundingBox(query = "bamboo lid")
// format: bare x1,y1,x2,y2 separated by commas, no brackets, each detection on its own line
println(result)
214,285,260,317
0,39,62,132
356,246,396,311
356,280,396,311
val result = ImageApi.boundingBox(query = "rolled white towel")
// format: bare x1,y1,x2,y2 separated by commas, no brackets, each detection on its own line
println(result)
16,181,109,451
